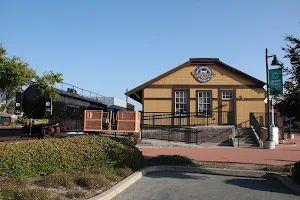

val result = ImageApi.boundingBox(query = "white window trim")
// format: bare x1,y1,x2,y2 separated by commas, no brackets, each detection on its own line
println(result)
175,91,188,116
221,91,233,100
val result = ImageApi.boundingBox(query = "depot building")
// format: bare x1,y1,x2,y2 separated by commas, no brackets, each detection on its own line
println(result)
125,58,268,128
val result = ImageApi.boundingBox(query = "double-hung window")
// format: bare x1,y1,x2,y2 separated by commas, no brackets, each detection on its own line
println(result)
197,91,212,116
175,91,188,116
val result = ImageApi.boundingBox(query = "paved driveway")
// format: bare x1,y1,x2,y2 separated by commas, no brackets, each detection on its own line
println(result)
113,172,299,200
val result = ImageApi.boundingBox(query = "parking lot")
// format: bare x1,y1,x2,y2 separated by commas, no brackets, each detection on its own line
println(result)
113,171,299,200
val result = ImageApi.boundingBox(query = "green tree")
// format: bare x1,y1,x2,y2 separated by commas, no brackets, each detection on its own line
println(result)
0,100,14,114
276,34,300,120
31,70,63,99
0,42,63,113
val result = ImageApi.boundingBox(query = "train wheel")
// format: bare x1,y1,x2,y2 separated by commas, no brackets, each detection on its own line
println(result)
56,126,61,134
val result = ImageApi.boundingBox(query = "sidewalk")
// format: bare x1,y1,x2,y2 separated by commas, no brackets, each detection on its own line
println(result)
136,138,231,148
139,135,300,166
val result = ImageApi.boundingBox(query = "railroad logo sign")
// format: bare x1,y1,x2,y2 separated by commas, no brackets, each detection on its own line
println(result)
192,66,214,83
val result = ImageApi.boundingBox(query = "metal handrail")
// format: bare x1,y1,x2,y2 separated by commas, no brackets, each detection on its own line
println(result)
250,112,262,138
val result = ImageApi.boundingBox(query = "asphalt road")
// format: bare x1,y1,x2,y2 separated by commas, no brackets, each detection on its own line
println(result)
113,171,299,200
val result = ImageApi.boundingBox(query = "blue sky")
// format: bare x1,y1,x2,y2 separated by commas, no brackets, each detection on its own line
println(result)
1,0,299,110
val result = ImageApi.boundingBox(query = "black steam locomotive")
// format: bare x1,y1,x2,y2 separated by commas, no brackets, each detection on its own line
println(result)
15,85,107,138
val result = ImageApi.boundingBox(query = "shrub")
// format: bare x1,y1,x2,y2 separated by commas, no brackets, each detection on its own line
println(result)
64,190,86,199
34,171,76,188
82,167,120,182
292,161,300,184
75,174,109,190
0,187,51,200
146,155,199,166
115,167,133,178
0,135,145,178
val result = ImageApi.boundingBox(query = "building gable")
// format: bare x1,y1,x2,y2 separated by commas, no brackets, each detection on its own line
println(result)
153,63,257,86
125,58,265,103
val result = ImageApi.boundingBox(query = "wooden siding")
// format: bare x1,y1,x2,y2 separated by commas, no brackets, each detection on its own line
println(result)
144,88,172,98
236,88,265,99
190,88,218,98
143,100,172,112
236,101,266,128
153,64,256,86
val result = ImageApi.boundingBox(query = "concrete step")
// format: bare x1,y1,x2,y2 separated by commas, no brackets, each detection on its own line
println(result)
237,135,255,138
237,137,256,141
237,144,259,148
236,135,256,138
236,136,256,140
236,131,253,135
238,140,257,144
235,128,258,147
235,138,256,142
238,138,256,142
236,142,258,147
237,131,253,134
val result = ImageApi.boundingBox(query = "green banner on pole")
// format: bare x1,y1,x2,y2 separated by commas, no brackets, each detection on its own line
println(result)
269,68,283,95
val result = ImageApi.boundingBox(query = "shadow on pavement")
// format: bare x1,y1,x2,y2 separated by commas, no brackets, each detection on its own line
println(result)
225,178,300,196
144,171,208,180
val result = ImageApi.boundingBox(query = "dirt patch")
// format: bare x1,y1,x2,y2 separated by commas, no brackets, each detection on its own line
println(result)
197,161,293,174
0,167,133,200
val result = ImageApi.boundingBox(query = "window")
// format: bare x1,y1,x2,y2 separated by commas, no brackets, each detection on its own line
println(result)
222,91,233,100
175,91,188,115
197,91,211,116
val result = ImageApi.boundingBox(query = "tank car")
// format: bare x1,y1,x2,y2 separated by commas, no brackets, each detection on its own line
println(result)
15,85,107,138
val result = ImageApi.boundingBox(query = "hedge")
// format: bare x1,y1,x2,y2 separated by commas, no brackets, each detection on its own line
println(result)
0,135,145,178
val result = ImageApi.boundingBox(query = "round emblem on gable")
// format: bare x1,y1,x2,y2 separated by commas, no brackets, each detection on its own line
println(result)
192,66,214,83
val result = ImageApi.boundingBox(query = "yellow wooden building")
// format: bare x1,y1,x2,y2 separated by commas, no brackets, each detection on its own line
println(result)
125,58,266,128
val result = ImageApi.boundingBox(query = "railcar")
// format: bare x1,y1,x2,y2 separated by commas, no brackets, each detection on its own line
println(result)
15,85,107,138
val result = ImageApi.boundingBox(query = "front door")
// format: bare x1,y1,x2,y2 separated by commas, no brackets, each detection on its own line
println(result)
220,91,234,125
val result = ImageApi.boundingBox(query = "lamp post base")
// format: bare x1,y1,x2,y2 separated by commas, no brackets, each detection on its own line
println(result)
264,140,276,149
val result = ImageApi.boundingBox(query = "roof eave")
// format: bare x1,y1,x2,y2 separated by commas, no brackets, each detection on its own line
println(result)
125,61,190,97
216,60,266,86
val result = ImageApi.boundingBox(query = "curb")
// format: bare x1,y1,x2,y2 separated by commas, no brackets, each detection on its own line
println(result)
89,166,300,200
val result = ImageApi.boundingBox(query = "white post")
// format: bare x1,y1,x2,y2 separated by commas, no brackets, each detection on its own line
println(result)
271,105,275,127
271,104,279,144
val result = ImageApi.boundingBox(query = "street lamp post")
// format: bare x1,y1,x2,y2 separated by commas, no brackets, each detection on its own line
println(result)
265,48,280,149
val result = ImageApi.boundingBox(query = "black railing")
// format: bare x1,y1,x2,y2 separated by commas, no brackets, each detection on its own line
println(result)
250,112,262,139
251,112,278,127
60,82,106,100
141,111,235,145
141,126,200,144
141,111,234,127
